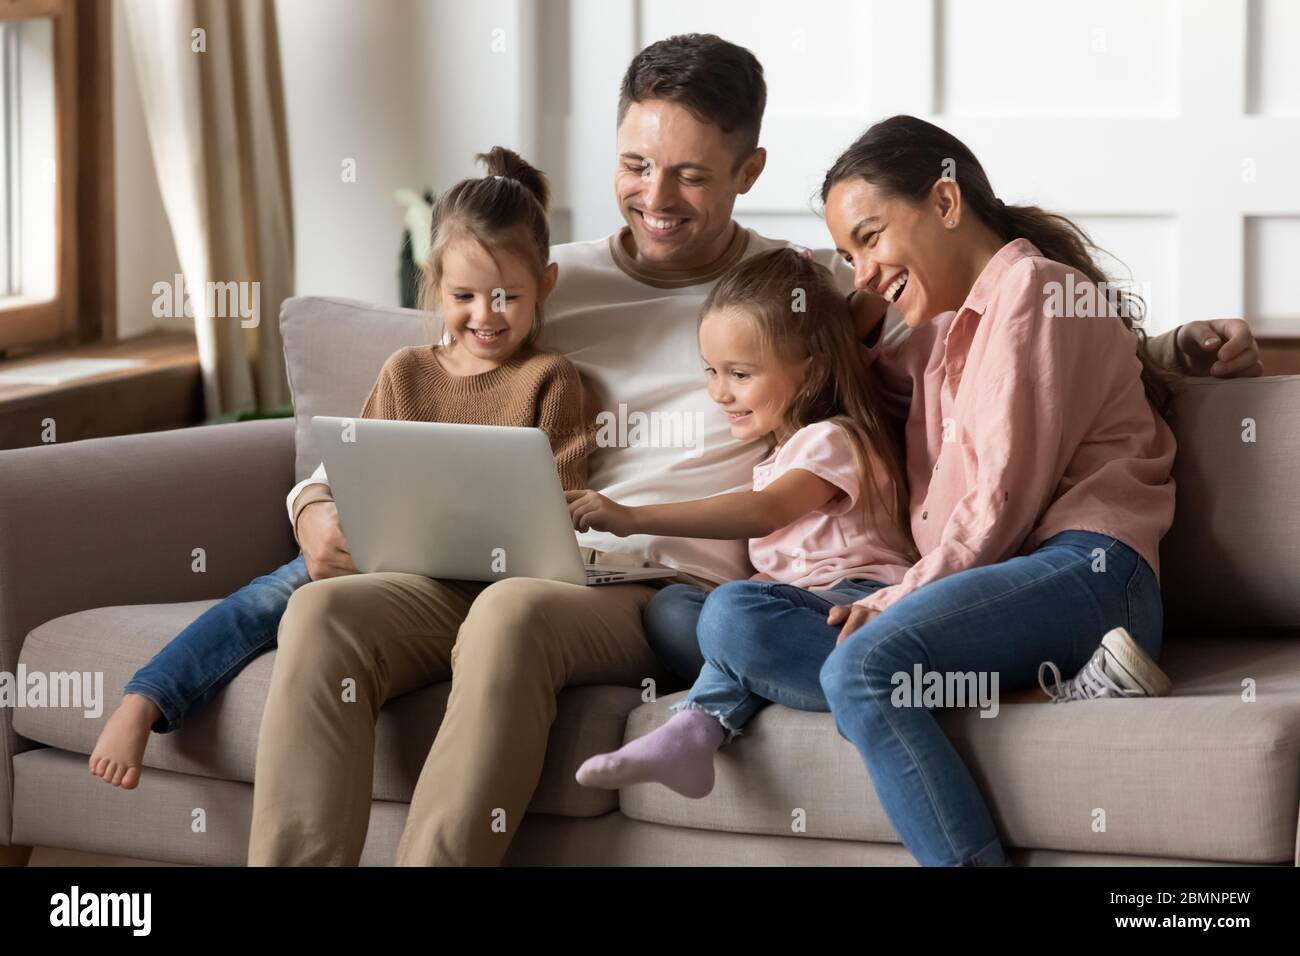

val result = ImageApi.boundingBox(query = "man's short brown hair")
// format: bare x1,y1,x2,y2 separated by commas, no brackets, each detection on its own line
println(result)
617,34,766,157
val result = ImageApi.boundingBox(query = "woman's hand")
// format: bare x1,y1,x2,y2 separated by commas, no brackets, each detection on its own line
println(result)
566,489,640,537
828,603,879,644
1175,318,1263,377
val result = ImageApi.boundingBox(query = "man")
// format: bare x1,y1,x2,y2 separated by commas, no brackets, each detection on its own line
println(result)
250,33,1262,866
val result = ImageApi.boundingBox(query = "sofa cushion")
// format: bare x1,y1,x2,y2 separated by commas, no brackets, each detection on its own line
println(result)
280,296,428,481
14,601,640,818
1160,375,1300,631
618,636,1300,863
16,749,1241,866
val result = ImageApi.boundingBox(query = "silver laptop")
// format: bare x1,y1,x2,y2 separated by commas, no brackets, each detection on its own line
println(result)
311,416,676,587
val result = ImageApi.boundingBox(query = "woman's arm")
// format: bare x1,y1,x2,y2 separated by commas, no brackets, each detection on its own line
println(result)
567,468,842,540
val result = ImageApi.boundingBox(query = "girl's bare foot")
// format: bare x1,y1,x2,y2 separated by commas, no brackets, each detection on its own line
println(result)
88,694,161,790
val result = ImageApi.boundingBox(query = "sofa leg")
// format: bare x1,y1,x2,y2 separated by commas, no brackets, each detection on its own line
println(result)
0,844,33,867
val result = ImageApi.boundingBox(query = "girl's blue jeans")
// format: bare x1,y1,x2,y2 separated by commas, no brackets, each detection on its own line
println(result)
650,577,884,736
123,554,311,732
642,530,1163,868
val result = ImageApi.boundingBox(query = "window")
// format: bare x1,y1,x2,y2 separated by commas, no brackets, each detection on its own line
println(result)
1,17,57,307
0,0,113,358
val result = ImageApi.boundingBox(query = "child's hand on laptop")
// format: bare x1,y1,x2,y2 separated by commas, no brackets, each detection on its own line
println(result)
566,489,639,537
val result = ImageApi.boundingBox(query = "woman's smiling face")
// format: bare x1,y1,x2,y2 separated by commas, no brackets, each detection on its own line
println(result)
825,176,969,329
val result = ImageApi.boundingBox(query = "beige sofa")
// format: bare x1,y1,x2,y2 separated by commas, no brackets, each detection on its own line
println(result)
2,296,1298,866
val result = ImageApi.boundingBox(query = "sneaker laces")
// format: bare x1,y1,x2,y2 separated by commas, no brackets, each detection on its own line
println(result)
1038,657,1143,703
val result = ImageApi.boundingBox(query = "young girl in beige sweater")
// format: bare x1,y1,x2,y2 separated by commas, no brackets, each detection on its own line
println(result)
89,148,593,790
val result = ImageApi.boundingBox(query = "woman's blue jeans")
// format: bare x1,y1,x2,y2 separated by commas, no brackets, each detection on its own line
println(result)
643,530,1163,868
123,554,311,732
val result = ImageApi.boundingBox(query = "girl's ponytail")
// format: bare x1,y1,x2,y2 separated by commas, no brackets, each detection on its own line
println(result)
421,146,553,346
477,146,551,213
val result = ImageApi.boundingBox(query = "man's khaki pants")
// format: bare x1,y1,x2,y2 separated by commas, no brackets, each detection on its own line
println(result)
247,550,709,865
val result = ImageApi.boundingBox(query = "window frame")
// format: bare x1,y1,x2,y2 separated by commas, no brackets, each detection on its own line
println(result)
0,0,114,357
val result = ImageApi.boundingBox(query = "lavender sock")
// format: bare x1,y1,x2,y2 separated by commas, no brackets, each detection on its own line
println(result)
575,707,726,799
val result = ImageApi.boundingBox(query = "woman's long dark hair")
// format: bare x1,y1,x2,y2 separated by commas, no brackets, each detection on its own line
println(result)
820,115,1178,415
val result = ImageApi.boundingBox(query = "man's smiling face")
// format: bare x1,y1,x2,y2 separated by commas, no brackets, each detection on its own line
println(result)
615,99,765,270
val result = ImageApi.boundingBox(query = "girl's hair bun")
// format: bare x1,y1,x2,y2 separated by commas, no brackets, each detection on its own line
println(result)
476,146,550,212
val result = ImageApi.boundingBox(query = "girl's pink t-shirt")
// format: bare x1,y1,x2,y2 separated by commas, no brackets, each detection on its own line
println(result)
748,420,914,590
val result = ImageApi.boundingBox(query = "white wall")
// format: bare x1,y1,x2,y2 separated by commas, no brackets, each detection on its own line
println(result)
116,0,1300,336
631,0,1191,314
276,0,541,307
554,0,1300,335
114,0,541,333
276,0,427,308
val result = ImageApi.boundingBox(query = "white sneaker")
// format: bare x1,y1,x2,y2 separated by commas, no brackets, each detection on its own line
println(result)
1038,627,1173,702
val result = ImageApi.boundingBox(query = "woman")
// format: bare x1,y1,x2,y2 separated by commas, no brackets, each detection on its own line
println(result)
810,114,1185,866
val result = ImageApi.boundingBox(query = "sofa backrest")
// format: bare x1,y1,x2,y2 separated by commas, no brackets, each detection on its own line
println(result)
280,296,429,480
1160,375,1300,632
280,296,1299,633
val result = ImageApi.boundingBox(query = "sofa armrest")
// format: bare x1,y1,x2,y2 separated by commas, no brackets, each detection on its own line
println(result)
0,418,297,844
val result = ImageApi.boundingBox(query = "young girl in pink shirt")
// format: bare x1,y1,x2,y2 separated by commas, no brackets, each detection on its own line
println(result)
567,247,919,797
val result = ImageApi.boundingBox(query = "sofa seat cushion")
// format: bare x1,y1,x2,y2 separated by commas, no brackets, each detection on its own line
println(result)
15,601,642,818
618,636,1300,864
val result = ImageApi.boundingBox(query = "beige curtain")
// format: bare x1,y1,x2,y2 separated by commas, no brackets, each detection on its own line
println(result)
122,0,293,415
